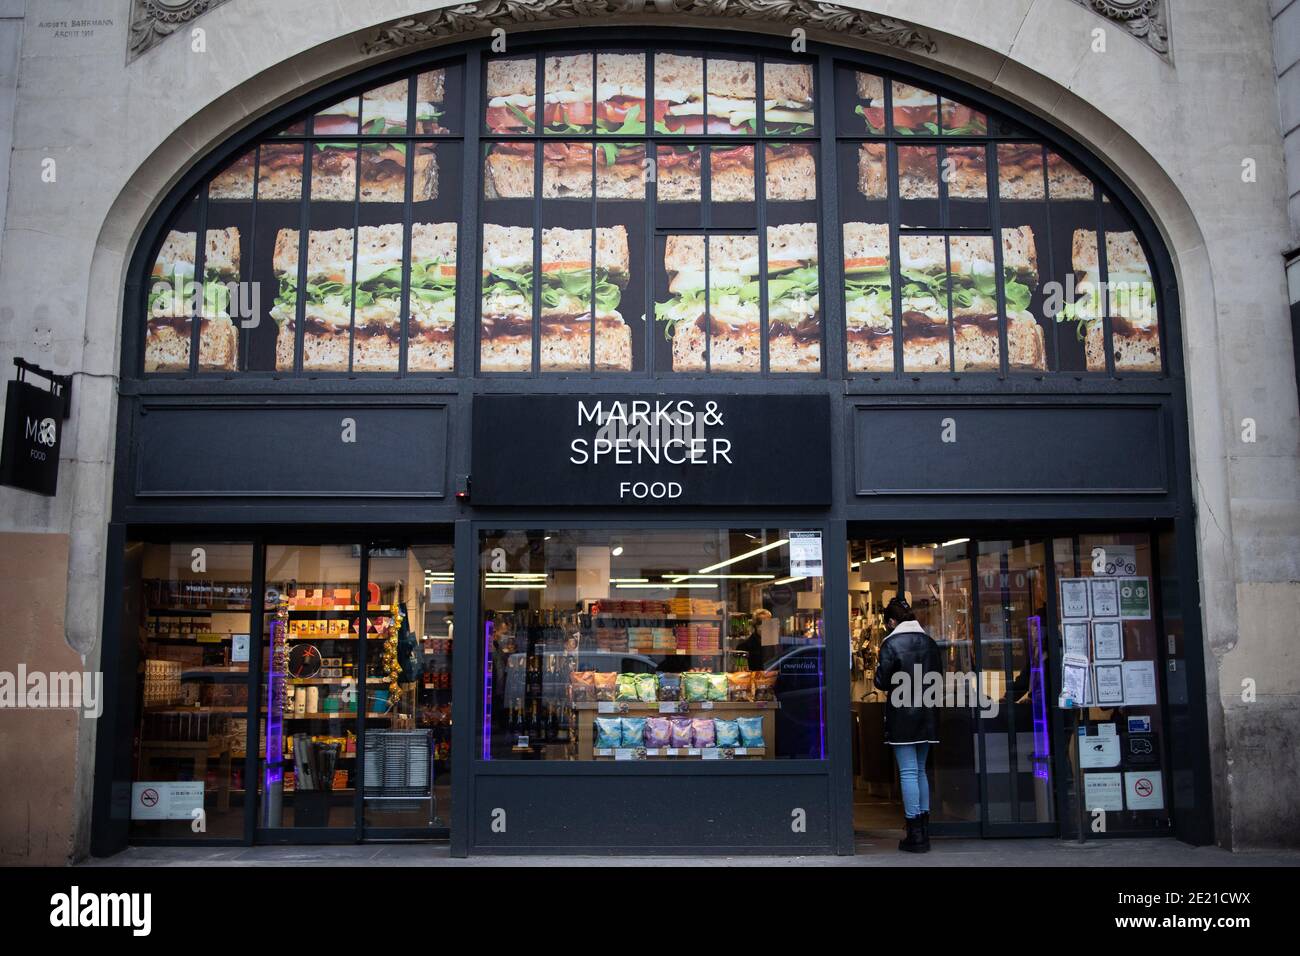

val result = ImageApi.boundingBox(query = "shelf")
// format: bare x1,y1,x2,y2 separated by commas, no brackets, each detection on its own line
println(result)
284,635,387,641
593,746,767,759
284,712,393,720
287,677,388,686
592,614,723,622
180,667,249,681
573,700,780,712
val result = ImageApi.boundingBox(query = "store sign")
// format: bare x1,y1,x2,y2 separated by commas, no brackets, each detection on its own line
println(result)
471,395,830,506
0,379,64,496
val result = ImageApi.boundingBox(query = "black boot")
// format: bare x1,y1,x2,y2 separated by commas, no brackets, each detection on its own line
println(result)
898,816,927,853
917,812,931,852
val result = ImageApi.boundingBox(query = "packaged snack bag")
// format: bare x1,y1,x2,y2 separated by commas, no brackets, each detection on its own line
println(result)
621,717,647,748
644,717,672,748
616,673,639,701
753,670,778,701
593,672,618,702
658,673,682,701
714,718,741,748
684,672,710,702
737,716,766,748
595,717,622,749
727,671,755,702
635,673,658,702
669,717,693,748
569,671,595,702
706,673,728,702
690,717,716,748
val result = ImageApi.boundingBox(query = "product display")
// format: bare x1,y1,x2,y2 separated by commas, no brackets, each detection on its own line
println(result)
736,715,766,748
620,716,647,747
690,717,716,749
715,718,741,748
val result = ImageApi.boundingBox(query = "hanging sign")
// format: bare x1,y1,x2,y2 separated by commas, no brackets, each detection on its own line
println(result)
0,361,71,496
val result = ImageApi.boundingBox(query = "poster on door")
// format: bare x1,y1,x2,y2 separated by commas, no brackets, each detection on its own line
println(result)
1124,771,1165,810
1083,772,1125,812
789,531,823,578
1118,577,1152,620
131,781,204,821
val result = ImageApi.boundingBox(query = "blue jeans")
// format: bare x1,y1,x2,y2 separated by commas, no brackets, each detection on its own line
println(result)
891,743,931,819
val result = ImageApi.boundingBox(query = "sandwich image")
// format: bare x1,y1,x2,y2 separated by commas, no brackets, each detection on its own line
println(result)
361,71,447,135
1067,229,1160,373
146,227,240,373
996,145,1094,200
765,222,821,372
482,54,648,199
762,63,816,135
270,222,457,372
842,222,894,372
653,142,817,203
948,228,1045,372
479,223,633,372
854,72,986,135
896,234,951,370
656,234,761,372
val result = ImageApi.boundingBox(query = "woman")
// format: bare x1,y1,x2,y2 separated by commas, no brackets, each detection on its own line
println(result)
872,597,942,853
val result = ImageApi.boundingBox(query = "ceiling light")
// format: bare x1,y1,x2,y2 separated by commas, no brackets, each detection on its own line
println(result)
665,573,776,581
611,545,624,557
942,538,970,547
768,575,806,586
615,582,718,589
697,538,788,574
609,577,649,584
484,583,547,590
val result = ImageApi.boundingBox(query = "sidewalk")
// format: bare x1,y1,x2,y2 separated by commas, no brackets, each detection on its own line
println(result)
81,837,1300,867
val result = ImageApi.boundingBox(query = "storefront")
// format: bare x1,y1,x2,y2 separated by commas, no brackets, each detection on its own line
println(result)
90,28,1214,857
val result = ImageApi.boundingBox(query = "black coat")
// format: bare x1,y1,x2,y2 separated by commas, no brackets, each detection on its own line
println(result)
872,622,943,745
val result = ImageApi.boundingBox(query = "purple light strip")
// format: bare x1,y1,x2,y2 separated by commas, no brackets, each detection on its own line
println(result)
817,616,826,760
1027,614,1050,780
481,619,494,760
263,615,284,790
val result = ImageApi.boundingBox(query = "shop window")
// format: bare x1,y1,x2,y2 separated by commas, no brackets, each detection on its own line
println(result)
479,529,826,762
128,542,254,840
133,44,1171,382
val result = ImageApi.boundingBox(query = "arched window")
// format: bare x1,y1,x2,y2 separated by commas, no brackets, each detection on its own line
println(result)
132,35,1167,380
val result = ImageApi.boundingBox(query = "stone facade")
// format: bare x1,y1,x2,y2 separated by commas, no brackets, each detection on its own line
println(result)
0,0,1296,860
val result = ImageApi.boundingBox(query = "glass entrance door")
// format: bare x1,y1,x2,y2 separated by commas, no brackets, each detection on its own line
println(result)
849,535,1055,838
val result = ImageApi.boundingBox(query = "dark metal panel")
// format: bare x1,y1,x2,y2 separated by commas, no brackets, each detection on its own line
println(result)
471,772,831,852
449,518,476,857
90,523,132,857
133,400,449,498
852,401,1169,495
821,521,856,854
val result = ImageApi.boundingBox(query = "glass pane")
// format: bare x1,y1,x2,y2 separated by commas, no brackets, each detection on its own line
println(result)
145,210,198,374
656,232,705,372
315,96,360,136
360,79,410,136
130,542,254,839
710,143,754,203
362,545,453,829
898,145,941,227
843,69,886,134
763,61,815,135
256,143,304,201
540,224,594,372
259,545,363,829
597,140,645,200
1001,225,1048,372
312,142,356,202
903,541,979,823
843,221,894,373
655,144,702,231
416,68,454,134
949,234,999,372
542,141,593,198
710,55,764,131
856,142,888,201
997,143,1045,201
944,145,988,230
849,539,900,830
544,53,594,134
479,529,826,761
653,53,702,134
209,147,255,201
196,227,242,373
597,168,645,373
407,218,457,373
1063,226,1103,372
765,143,816,202
898,234,950,372
1103,219,1161,373
891,80,940,135
269,226,300,373
708,233,761,373
299,225,354,372
484,141,534,199
350,222,403,373
976,540,1054,825
766,220,820,373
596,53,646,135
480,219,534,372
484,56,537,134
940,97,987,135
1054,534,1171,835
1046,150,1094,201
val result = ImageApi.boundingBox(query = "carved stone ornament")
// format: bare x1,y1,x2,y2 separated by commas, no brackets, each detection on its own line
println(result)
130,0,232,61
1069,0,1170,59
359,0,938,56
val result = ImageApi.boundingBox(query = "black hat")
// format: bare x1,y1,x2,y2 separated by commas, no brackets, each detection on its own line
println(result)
883,597,915,623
